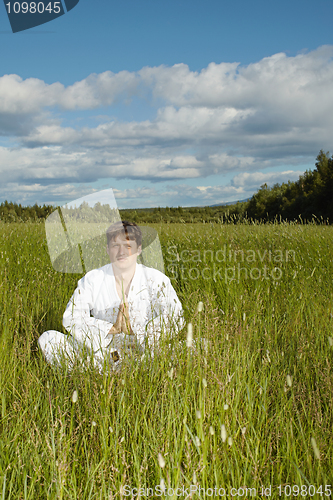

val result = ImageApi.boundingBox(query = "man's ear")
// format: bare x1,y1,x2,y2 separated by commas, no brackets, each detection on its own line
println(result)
137,245,142,256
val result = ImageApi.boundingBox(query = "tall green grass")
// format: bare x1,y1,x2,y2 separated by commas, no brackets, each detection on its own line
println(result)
0,221,332,499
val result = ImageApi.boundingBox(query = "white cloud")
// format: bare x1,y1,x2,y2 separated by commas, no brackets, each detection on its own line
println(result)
1,46,332,205
0,70,139,115
232,170,304,188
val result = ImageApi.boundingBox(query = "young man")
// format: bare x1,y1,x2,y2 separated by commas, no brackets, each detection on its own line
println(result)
38,221,184,371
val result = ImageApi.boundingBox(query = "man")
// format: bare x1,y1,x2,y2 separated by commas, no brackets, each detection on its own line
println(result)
38,220,184,372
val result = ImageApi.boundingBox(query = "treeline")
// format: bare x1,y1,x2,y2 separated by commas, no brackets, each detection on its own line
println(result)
0,201,54,223
121,149,333,224
0,150,332,224
245,150,333,223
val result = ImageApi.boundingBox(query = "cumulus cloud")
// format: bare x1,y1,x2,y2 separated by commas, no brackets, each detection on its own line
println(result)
1,46,332,205
0,70,139,115
232,170,304,188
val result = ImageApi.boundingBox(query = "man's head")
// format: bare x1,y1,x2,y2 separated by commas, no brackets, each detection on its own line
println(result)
106,220,142,248
106,221,142,272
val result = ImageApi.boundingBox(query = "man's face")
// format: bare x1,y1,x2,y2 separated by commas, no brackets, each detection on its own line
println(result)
107,234,142,272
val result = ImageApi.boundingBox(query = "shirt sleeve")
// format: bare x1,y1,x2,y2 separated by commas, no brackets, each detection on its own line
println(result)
62,272,113,353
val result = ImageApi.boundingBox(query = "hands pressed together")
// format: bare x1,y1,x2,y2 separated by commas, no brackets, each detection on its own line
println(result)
107,301,134,337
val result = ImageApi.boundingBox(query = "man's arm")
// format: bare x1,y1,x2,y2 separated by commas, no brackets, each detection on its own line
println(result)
62,272,113,353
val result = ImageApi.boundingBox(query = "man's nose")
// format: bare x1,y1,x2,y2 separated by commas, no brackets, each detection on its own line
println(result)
118,245,130,256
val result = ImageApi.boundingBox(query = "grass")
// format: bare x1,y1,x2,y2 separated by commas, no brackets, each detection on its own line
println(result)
0,220,332,499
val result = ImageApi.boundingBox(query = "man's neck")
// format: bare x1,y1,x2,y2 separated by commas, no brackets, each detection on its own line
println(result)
112,263,137,288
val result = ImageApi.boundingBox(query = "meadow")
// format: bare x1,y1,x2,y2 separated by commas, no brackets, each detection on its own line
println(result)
0,220,332,499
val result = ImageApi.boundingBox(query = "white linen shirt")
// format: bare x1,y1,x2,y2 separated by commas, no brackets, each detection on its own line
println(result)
62,263,184,356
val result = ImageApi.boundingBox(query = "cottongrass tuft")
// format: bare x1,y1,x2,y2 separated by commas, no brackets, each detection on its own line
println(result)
328,337,333,347
286,375,292,387
195,436,201,447
193,472,197,485
311,437,320,459
196,410,201,419
202,377,207,388
197,301,204,313
241,427,246,436
92,421,97,427
221,425,227,443
71,390,78,404
228,436,233,447
186,323,193,348
209,426,215,435
224,404,229,410
160,478,166,493
158,453,166,468
167,367,174,379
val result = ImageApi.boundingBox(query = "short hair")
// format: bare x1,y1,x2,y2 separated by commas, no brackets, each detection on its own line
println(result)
106,220,142,247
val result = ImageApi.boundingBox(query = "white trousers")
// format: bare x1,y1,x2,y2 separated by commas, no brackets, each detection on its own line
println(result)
37,330,129,373
38,331,208,373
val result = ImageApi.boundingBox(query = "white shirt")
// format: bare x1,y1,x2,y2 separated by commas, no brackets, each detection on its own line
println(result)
62,263,184,355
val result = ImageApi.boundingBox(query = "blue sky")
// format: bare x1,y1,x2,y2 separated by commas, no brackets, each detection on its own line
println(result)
1,0,333,208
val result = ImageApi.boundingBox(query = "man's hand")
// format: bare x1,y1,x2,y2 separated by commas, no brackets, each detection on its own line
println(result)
107,303,124,336
121,300,133,335
107,301,133,337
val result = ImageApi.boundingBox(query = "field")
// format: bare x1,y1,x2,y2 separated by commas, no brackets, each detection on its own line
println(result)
0,221,333,499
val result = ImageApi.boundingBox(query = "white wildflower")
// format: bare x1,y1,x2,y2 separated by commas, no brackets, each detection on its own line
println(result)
203,339,209,353
158,453,165,468
221,424,227,443
71,390,78,404
186,323,193,348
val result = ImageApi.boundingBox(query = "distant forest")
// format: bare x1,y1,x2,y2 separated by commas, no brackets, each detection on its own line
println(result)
1,150,332,224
